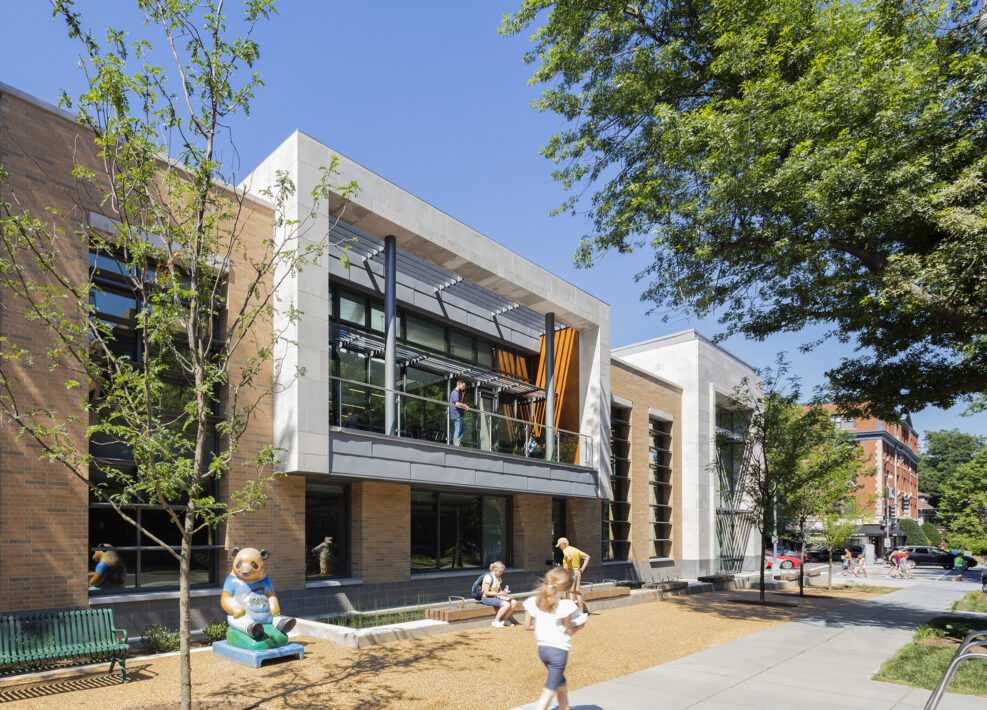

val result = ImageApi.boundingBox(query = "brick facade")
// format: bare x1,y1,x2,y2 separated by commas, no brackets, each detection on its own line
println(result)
823,406,920,523
609,359,683,579
512,494,552,571
350,480,411,583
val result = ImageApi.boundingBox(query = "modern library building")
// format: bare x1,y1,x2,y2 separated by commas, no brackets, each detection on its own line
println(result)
0,84,759,633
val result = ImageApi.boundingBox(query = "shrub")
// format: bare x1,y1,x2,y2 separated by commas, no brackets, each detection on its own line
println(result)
141,623,180,654
921,522,941,546
202,620,228,643
899,518,928,546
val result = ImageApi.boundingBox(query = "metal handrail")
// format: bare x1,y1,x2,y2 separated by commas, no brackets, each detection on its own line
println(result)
329,374,594,467
923,629,987,710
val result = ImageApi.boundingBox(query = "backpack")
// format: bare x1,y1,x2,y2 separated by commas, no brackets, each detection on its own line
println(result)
471,573,490,601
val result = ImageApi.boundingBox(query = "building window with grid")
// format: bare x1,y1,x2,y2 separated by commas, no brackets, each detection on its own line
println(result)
87,250,222,593
603,404,631,561
649,418,673,558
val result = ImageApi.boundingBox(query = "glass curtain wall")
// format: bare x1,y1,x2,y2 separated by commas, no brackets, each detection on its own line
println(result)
714,404,753,572
329,283,538,445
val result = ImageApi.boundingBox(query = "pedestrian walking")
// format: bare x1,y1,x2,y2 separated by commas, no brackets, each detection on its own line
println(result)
523,567,585,710
855,552,867,578
900,549,913,579
840,548,853,577
953,553,966,581
556,537,591,613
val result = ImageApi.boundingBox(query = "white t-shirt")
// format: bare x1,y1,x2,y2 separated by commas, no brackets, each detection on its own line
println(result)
523,596,578,651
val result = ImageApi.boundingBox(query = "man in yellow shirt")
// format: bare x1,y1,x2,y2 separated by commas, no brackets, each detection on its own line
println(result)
556,537,590,613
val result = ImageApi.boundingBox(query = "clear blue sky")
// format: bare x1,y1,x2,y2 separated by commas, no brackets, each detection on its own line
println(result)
2,1,984,444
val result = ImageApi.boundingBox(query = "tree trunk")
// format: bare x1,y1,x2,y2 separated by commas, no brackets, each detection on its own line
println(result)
827,552,833,590
798,534,805,597
759,537,766,604
179,509,194,710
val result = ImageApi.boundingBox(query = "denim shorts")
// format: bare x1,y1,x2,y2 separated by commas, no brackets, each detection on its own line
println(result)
538,645,568,690
481,596,505,608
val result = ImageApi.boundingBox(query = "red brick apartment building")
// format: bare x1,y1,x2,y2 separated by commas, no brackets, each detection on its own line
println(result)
823,405,919,552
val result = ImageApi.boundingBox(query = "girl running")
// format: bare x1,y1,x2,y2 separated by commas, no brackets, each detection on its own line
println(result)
523,567,585,710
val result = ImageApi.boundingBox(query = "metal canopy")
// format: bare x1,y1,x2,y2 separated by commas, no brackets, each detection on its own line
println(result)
330,323,547,397
331,221,562,333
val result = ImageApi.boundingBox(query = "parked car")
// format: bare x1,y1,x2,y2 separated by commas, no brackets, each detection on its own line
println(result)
884,546,978,570
805,544,863,563
765,552,802,569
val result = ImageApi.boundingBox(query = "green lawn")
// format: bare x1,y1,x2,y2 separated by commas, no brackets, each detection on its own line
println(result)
874,617,987,697
951,592,987,613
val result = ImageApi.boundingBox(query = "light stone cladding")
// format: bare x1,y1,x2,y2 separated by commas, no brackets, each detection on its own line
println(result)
611,330,762,577
240,131,611,494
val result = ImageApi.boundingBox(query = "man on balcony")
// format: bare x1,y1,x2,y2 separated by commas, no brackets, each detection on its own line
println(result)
449,379,470,446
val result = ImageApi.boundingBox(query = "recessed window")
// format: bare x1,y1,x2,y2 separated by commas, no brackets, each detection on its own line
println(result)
339,291,366,326
406,315,445,353
305,481,349,578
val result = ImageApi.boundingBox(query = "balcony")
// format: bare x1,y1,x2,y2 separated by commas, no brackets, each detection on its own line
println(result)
325,375,600,499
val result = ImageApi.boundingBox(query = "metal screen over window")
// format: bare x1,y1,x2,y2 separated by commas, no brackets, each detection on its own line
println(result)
604,404,631,561
649,418,673,558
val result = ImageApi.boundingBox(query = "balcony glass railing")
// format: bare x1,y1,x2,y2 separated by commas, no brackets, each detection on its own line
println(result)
329,375,594,468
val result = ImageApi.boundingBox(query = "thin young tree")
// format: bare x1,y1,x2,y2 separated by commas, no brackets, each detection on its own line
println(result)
718,357,818,603
786,426,869,596
816,498,867,589
0,2,355,708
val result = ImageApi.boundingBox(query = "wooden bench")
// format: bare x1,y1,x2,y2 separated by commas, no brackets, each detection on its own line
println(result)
580,586,630,602
1,609,129,682
697,574,735,583
425,597,500,622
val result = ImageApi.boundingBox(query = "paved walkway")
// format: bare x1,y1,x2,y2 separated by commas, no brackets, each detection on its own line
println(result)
511,574,986,710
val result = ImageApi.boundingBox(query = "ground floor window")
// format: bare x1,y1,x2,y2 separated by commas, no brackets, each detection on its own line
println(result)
410,491,510,572
305,481,350,578
89,502,218,593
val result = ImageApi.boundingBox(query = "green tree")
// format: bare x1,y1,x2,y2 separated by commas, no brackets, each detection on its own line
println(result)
786,423,869,596
898,518,929,546
938,447,987,553
919,429,986,507
502,0,987,418
922,521,942,546
718,356,855,602
815,498,867,589
0,2,355,708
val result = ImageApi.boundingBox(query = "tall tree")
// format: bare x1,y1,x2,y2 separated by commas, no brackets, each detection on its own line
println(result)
502,0,987,418
938,447,987,553
815,498,867,589
919,429,986,507
0,2,355,708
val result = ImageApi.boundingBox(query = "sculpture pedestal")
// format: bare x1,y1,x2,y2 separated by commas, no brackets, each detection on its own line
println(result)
212,640,304,668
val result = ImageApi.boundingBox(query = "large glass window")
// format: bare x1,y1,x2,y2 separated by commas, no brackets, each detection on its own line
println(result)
88,250,220,594
339,291,367,326
305,481,349,578
406,315,446,353
411,491,511,572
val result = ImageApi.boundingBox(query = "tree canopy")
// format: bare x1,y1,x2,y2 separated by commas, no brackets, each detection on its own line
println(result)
918,428,986,506
938,446,987,552
502,0,987,417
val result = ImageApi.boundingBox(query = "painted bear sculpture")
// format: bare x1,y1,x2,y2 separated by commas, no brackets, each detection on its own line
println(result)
220,547,296,650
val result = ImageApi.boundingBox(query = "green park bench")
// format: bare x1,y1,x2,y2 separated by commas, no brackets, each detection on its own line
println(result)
0,609,129,682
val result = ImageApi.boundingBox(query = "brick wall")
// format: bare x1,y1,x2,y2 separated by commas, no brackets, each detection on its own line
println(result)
566,498,602,562
0,87,280,611
1,89,99,611
512,494,551,571
610,360,684,565
350,480,410,583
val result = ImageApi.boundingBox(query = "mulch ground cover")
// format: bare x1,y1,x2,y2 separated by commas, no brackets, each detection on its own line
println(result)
0,586,885,710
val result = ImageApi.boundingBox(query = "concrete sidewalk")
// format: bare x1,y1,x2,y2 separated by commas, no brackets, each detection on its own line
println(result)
510,576,986,710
